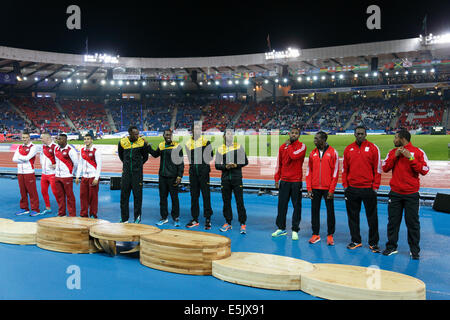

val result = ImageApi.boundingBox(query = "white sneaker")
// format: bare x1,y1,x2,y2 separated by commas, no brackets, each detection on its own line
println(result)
157,218,169,226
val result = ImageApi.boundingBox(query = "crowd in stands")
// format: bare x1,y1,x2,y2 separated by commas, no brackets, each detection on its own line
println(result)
59,99,110,133
233,102,278,130
395,94,445,131
175,103,202,129
106,99,174,132
273,101,318,131
0,92,447,137
202,101,242,131
348,97,401,131
306,101,356,131
0,100,27,134
10,97,70,133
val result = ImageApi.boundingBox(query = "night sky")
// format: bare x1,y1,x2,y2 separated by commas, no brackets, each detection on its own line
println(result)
1,0,449,58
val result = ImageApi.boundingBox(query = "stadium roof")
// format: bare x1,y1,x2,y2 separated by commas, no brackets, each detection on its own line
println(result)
0,35,449,91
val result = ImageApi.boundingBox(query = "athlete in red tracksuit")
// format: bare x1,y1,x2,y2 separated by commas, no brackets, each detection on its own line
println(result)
76,133,102,218
12,132,40,216
39,132,57,215
381,129,429,259
54,134,78,217
342,126,381,252
272,127,307,240
305,131,339,245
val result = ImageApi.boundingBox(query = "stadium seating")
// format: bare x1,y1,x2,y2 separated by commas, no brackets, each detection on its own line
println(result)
59,99,110,133
270,102,318,131
202,101,242,131
234,102,277,130
0,101,27,134
307,101,356,132
348,97,401,131
10,97,70,133
175,103,202,129
106,99,173,132
1,93,447,135
396,96,445,130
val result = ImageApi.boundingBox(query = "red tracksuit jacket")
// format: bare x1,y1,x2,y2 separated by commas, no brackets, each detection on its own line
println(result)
274,140,307,183
306,145,339,193
342,140,381,189
382,142,429,194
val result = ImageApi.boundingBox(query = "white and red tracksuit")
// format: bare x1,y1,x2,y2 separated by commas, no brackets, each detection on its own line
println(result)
342,140,382,190
382,142,430,194
342,139,382,246
305,145,339,193
76,146,102,218
274,140,307,183
40,142,57,208
54,144,78,217
382,142,429,255
305,145,339,236
12,143,40,212
274,140,307,233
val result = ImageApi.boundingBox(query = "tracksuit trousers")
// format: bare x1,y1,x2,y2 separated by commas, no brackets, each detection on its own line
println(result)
55,177,76,217
41,174,56,209
189,172,213,221
345,186,379,246
221,178,247,225
386,191,421,255
120,172,143,222
311,189,335,236
80,177,99,218
276,181,302,232
159,176,180,220
18,173,40,212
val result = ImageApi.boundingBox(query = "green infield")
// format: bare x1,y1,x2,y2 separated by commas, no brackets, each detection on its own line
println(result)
5,135,449,160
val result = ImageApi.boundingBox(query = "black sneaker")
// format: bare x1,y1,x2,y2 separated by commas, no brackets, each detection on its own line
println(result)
205,219,211,230
369,245,381,253
186,220,199,228
347,242,362,250
382,248,398,256
410,252,420,260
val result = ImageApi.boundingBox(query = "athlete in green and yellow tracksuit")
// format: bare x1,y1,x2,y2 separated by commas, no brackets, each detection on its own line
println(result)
215,129,248,233
148,130,184,225
118,126,149,223
185,124,214,229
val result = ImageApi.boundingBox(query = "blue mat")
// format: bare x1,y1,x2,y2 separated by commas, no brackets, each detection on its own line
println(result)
0,176,449,300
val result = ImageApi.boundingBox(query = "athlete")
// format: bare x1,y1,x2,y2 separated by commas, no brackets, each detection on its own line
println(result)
39,132,57,215
185,121,214,230
118,126,149,223
305,131,339,245
381,129,429,260
75,133,102,218
54,134,78,217
148,129,184,227
342,126,381,252
12,131,40,216
215,128,249,234
272,126,307,240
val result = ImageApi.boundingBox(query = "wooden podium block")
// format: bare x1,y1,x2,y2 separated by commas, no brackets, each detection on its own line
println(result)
140,229,231,275
0,222,37,245
0,218,14,225
89,223,161,256
37,217,109,254
212,252,315,290
300,263,426,300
